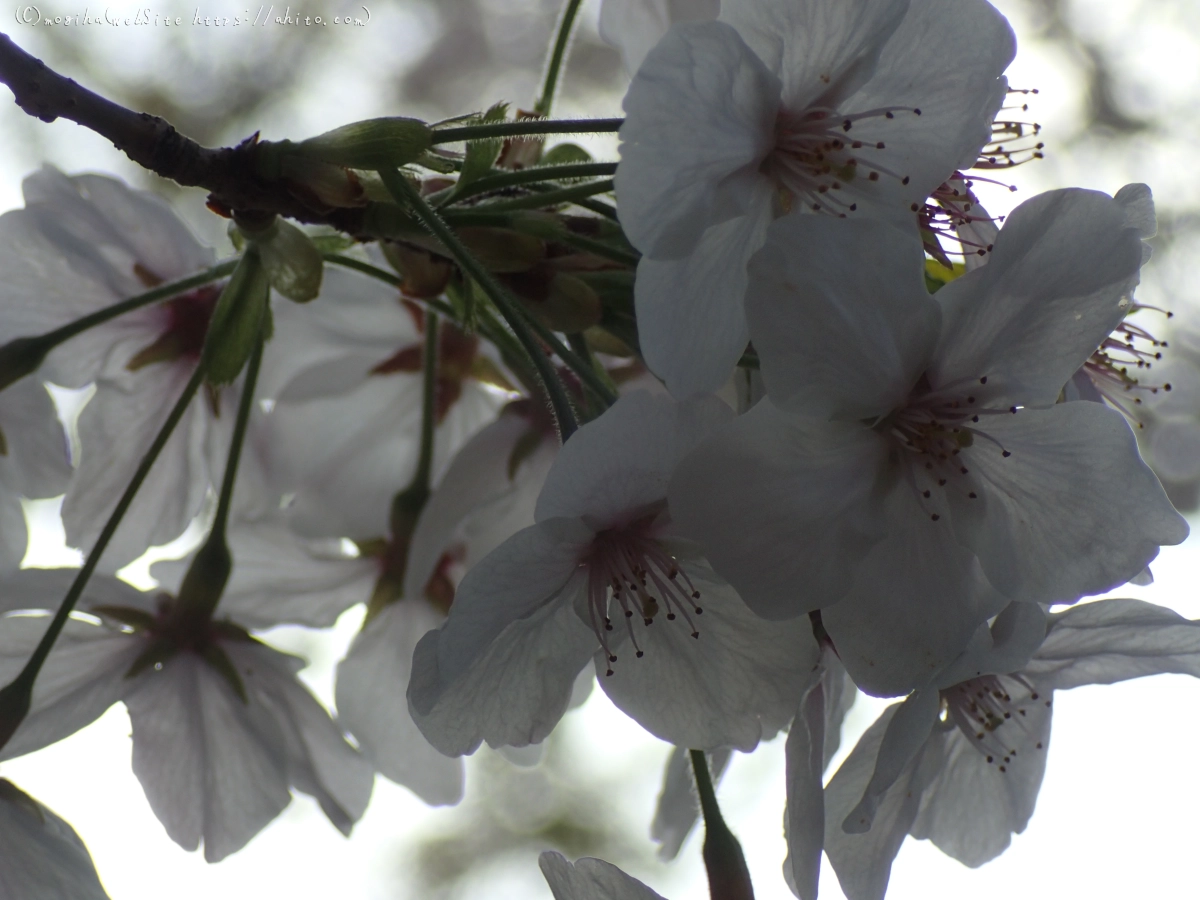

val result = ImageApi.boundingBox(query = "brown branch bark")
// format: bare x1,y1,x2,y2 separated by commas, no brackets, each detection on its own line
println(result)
0,31,376,233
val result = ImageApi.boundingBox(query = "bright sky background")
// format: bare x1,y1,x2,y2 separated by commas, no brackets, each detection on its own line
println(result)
2,1,1200,898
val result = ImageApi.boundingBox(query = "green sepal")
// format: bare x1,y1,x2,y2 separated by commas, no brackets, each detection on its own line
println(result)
288,117,433,170
456,103,510,193
200,643,249,704
924,257,965,294
174,537,233,625
202,249,271,386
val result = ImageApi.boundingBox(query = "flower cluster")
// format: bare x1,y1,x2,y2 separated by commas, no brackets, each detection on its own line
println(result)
0,0,1195,897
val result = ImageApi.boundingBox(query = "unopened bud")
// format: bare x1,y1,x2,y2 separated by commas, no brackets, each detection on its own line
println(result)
202,249,272,386
381,241,453,298
456,227,546,273
291,117,433,169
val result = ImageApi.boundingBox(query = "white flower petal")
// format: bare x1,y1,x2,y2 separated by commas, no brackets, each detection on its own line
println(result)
598,566,819,751
931,188,1150,407
821,482,1009,697
428,518,594,688
634,194,773,399
124,653,293,862
408,580,597,756
63,364,216,570
335,600,464,805
230,642,374,836
844,0,1014,191
0,780,110,900
0,615,139,761
721,0,907,109
670,400,888,619
540,851,670,900
616,21,779,258
650,745,731,861
745,215,938,418
599,0,719,74
824,705,944,900
959,403,1187,605
1026,598,1200,690
843,688,939,832
0,379,71,500
21,168,213,286
784,657,855,900
537,393,733,525
0,498,27,575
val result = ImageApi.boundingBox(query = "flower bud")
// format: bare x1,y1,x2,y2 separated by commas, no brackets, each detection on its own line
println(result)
456,227,546,273
295,117,433,168
381,241,453,298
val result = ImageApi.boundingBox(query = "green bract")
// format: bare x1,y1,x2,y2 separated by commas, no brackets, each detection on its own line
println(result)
202,248,272,385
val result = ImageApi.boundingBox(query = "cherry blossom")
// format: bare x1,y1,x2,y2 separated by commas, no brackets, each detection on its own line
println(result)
408,391,819,757
670,187,1188,696
0,167,246,567
820,598,1200,900
615,0,1016,396
0,569,372,862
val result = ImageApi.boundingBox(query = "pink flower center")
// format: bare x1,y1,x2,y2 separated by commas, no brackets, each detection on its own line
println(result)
940,674,1049,772
883,374,1015,521
125,285,222,371
1083,307,1173,424
581,513,703,676
762,104,921,216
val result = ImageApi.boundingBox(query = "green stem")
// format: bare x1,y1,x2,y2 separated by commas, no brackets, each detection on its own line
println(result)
690,750,755,900
432,118,623,145
437,162,617,207
0,362,206,750
556,232,640,267
210,337,264,542
535,0,586,116
45,261,239,347
478,179,615,214
380,168,581,442
413,311,439,494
